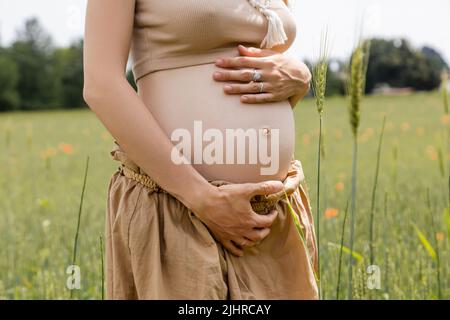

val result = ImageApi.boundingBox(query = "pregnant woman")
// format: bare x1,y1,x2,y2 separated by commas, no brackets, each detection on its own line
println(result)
83,0,318,299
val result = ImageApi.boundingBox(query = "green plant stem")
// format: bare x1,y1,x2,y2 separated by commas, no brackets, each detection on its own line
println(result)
316,114,323,298
99,234,104,300
70,156,90,299
383,191,390,297
348,137,358,300
426,189,442,299
369,116,386,265
336,199,349,300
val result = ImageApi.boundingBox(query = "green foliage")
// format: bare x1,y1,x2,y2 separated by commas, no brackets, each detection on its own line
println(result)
0,93,448,299
2,17,86,112
2,18,449,112
328,242,364,264
10,18,59,110
308,59,346,97
312,31,330,114
0,51,20,111
126,70,137,92
366,38,447,93
442,71,449,114
53,40,85,109
326,61,347,96
413,224,437,260
348,40,371,137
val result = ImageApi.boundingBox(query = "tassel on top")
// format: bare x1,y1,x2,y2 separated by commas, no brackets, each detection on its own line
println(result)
247,0,288,49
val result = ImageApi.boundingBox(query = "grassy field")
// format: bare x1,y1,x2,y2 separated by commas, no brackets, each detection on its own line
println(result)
0,92,448,300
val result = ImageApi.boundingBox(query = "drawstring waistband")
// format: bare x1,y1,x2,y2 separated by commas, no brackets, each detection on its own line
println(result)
110,141,305,215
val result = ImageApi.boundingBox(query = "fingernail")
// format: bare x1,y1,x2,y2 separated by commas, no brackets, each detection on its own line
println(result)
215,59,224,65
224,85,232,91
238,44,246,50
213,72,222,79
241,96,249,102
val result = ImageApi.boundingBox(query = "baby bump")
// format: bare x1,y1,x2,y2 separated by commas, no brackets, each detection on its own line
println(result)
137,63,295,183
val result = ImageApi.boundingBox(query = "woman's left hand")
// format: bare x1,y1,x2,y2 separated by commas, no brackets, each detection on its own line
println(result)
213,45,312,105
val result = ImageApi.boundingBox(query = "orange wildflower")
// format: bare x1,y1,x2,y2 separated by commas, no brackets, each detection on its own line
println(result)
335,182,344,191
324,208,339,219
58,143,74,154
436,232,444,242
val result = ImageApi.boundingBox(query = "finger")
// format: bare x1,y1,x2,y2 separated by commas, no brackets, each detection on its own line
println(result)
224,82,272,95
283,171,301,195
235,237,257,248
246,180,284,198
241,93,277,104
243,238,258,247
253,209,278,228
224,240,244,257
261,161,305,203
238,44,276,57
245,228,271,242
265,169,299,203
215,56,266,69
213,69,257,82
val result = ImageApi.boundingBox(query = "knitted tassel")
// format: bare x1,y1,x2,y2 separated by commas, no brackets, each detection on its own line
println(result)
248,0,288,49
260,7,288,48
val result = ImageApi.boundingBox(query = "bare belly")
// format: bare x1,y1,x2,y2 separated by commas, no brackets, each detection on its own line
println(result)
137,63,295,183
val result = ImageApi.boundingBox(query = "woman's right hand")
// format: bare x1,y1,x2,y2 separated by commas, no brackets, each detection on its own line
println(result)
192,181,284,257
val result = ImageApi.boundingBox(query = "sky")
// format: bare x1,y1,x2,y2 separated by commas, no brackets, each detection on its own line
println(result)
0,0,449,63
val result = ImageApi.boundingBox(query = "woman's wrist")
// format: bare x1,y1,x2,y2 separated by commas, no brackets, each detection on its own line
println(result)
178,178,219,216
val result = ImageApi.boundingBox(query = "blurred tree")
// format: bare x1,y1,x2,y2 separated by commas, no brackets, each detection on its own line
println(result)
10,17,59,110
326,59,346,96
0,49,20,111
53,39,85,108
366,38,447,93
420,46,449,90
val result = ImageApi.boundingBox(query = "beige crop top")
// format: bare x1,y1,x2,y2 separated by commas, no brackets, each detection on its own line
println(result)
130,0,297,81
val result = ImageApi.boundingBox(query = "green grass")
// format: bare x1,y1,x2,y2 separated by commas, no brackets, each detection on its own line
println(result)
0,92,448,299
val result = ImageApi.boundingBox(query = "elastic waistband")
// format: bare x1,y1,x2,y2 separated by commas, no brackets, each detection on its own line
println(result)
110,141,305,215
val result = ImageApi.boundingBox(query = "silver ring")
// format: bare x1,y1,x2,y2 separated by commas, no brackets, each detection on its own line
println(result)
258,82,264,93
252,68,262,82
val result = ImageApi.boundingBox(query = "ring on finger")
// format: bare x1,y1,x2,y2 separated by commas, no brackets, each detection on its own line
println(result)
252,68,263,82
258,82,264,93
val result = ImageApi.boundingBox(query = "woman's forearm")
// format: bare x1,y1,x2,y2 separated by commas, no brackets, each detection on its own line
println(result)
83,77,215,211
83,0,216,213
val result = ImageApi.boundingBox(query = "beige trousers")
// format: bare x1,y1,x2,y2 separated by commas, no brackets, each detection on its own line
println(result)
106,145,318,300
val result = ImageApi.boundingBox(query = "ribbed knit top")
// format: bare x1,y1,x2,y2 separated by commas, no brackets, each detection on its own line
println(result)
130,0,297,81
